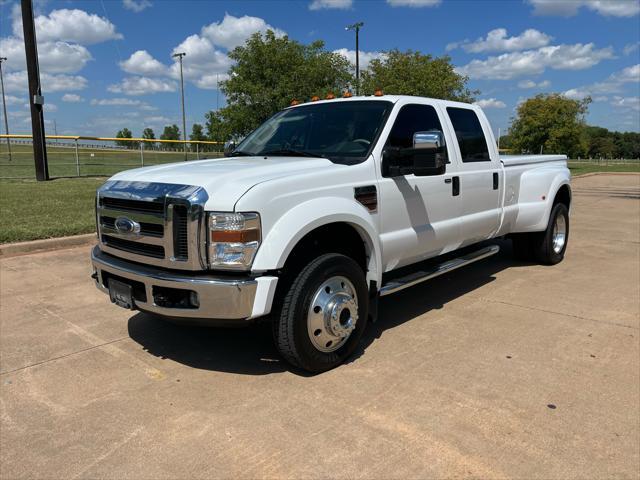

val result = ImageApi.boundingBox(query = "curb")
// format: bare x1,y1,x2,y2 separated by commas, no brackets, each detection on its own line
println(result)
573,172,640,178
0,233,96,258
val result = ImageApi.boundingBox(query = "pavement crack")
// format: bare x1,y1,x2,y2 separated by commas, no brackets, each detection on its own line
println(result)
0,337,130,376
474,297,639,330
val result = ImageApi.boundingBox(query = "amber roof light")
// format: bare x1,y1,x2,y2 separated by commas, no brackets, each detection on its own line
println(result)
374,89,383,97
326,92,335,99
290,99,300,106
343,91,353,98
311,95,320,102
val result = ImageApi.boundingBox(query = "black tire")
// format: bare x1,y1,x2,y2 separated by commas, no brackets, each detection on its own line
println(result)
272,253,368,373
531,203,570,265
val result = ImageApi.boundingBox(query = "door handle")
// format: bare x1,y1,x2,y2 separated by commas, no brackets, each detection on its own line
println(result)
452,176,460,196
444,178,452,184
493,172,499,190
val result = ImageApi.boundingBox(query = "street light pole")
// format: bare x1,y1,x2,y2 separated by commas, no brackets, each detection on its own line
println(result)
0,57,12,161
345,22,364,95
172,52,187,161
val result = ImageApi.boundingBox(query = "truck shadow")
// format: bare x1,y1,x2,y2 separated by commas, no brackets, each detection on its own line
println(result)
127,239,530,376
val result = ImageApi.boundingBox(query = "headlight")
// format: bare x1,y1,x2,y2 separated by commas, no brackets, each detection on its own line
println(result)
208,212,261,270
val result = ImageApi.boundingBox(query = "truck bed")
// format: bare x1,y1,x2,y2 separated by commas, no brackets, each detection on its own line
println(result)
500,154,568,167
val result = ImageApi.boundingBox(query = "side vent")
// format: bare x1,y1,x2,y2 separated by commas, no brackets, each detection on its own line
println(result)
354,185,377,212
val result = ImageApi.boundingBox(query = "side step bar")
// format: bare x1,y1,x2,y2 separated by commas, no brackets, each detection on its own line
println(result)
379,245,500,297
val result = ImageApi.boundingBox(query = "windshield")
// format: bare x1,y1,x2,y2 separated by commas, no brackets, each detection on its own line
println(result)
233,100,393,164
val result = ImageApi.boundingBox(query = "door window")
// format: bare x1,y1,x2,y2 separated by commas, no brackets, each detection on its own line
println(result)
446,107,490,162
387,104,445,149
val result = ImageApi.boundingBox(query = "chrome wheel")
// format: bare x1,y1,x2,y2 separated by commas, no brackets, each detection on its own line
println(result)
552,213,567,254
307,276,358,353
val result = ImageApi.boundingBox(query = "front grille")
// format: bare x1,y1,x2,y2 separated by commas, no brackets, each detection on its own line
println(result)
173,206,189,260
101,197,164,214
96,181,208,270
102,235,165,259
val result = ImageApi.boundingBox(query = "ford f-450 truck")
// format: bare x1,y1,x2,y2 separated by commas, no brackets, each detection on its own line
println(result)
91,95,571,372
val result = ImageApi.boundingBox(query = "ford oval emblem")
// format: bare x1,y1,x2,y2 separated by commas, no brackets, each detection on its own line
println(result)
114,216,141,235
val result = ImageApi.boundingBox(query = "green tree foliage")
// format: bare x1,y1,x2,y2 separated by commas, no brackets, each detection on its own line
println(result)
214,30,353,137
141,127,156,149
160,124,181,150
509,94,591,158
115,127,136,148
360,50,476,102
189,123,207,151
204,111,228,144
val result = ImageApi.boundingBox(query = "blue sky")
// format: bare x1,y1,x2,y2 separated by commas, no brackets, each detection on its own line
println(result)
1,0,639,138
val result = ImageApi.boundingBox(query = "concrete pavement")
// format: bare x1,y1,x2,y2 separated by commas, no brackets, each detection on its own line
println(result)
1,174,639,479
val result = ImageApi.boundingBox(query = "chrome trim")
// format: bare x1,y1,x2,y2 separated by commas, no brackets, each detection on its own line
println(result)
379,245,500,297
552,213,567,254
91,246,257,320
96,181,209,270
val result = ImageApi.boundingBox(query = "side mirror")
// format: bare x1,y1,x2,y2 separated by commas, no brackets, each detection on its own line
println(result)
223,140,236,157
382,130,447,177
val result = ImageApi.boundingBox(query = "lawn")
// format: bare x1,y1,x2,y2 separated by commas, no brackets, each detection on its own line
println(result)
0,177,105,243
568,161,640,176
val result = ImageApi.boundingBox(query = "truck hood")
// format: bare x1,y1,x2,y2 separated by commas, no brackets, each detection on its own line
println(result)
109,155,339,211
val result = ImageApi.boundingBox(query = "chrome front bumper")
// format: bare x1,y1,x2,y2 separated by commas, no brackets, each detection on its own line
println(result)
91,246,259,320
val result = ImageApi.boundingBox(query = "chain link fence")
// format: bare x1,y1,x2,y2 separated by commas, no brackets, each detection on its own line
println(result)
0,135,225,179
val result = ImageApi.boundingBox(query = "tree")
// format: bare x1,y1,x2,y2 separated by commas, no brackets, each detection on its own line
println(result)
160,124,181,150
189,123,206,151
142,127,156,149
360,50,477,102
215,30,353,137
509,94,591,158
115,128,135,148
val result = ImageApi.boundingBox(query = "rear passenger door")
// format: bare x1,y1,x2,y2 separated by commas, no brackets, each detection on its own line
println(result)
443,106,501,245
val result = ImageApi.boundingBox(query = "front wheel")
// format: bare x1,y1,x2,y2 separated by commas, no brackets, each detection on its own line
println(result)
272,253,368,373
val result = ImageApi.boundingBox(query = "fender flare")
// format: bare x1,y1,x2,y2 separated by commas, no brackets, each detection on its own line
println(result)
252,197,383,285
516,168,571,232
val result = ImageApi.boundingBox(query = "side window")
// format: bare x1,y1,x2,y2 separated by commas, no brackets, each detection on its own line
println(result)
446,107,490,162
387,104,445,149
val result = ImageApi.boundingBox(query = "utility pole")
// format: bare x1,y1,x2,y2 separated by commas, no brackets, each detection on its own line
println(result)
345,22,364,95
0,57,12,161
216,73,219,111
21,0,49,180
172,52,187,161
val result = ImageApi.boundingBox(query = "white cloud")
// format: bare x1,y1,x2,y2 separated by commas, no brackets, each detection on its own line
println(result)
13,8,122,45
528,0,640,17
91,98,143,106
624,42,640,56
108,76,177,95
170,35,232,89
517,79,551,89
143,115,172,125
3,94,23,106
562,64,640,99
386,0,441,7
611,96,640,112
333,49,386,70
62,94,84,102
449,28,552,53
0,37,92,74
201,14,286,50
457,43,615,80
474,98,506,109
123,0,152,12
120,50,168,76
309,0,352,10
3,71,88,93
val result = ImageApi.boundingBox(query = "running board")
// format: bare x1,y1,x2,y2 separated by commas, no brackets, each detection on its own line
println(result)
379,245,500,297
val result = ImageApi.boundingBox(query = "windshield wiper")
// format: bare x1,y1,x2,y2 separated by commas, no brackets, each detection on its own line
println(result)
229,149,253,157
260,148,326,159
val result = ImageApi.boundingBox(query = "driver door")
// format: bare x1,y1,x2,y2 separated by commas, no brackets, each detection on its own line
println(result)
377,102,462,271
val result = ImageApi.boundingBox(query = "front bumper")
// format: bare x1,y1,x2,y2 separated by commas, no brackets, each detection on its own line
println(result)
91,246,277,321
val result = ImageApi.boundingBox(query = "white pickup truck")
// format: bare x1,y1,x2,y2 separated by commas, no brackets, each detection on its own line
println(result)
91,95,571,372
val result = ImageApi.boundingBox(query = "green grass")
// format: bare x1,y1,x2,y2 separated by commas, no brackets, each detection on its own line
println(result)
0,143,222,178
0,177,105,243
568,161,640,176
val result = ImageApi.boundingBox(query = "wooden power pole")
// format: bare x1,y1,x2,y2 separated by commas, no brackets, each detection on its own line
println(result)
21,0,49,181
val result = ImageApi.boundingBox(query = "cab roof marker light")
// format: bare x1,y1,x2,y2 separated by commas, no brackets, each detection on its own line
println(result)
374,89,383,97
311,95,320,102
326,92,335,100
343,91,353,98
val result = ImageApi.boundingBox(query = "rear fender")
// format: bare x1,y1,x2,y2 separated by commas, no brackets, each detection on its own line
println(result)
514,168,571,232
